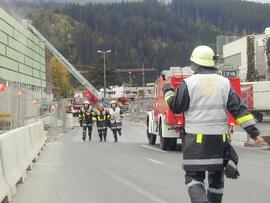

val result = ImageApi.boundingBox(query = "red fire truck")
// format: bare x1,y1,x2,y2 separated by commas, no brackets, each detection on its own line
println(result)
71,90,99,116
146,67,241,151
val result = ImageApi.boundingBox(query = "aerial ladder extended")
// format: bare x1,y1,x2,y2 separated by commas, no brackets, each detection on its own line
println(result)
22,19,102,100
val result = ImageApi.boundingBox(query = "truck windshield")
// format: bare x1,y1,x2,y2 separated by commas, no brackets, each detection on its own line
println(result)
74,97,87,105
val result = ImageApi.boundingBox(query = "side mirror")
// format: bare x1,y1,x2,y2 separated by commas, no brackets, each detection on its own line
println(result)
161,71,166,81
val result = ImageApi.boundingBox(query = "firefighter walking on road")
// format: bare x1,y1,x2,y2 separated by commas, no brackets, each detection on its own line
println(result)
95,103,110,142
80,101,95,141
109,100,124,142
163,45,264,203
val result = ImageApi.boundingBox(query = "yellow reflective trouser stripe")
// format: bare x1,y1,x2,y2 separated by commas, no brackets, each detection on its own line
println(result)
196,134,203,144
236,114,254,124
164,95,173,103
223,134,226,142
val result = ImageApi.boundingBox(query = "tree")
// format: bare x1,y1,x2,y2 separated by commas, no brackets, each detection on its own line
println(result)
51,57,71,98
87,57,120,89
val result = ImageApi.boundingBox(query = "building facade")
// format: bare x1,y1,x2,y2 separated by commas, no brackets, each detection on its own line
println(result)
0,7,46,90
223,29,270,82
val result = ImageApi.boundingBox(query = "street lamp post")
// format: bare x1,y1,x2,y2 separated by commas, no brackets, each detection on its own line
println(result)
97,50,111,98
129,72,132,87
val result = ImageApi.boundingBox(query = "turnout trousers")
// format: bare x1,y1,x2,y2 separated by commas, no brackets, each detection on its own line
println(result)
82,124,93,141
182,133,227,203
111,121,122,142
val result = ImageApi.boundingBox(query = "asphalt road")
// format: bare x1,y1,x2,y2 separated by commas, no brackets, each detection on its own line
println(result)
13,120,270,203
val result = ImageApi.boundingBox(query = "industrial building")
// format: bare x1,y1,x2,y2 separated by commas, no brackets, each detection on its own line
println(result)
223,28,270,81
0,7,47,90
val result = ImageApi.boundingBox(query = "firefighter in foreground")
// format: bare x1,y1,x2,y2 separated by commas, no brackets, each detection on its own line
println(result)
109,100,124,142
80,101,95,141
163,45,264,203
95,103,110,142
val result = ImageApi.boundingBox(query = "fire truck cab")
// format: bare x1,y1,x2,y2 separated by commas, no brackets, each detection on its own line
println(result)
147,67,192,150
146,67,241,151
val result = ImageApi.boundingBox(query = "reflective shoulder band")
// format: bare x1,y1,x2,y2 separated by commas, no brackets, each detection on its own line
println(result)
196,134,203,144
164,95,173,103
236,114,254,124
164,91,174,103
223,134,226,142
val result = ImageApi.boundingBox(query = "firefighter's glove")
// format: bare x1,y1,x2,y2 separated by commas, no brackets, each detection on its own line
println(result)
244,125,260,139
162,83,174,94
224,161,240,179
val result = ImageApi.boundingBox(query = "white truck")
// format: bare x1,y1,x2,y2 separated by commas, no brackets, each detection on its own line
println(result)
241,81,270,122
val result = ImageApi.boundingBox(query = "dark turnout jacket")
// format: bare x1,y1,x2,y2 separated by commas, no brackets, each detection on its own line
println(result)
163,67,259,171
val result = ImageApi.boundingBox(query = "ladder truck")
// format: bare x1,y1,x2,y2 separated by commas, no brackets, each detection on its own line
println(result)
22,19,101,101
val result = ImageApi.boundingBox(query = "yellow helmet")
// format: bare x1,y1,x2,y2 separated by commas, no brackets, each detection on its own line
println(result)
190,45,216,67
110,100,117,105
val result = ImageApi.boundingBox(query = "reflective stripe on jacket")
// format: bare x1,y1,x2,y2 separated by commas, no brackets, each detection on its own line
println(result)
109,107,123,123
184,74,230,134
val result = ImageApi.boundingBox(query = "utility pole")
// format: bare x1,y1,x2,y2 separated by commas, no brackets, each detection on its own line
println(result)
97,50,111,98
129,72,132,87
142,62,145,97
142,63,145,87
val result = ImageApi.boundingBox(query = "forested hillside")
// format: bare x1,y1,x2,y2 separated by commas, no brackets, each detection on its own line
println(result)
28,0,270,86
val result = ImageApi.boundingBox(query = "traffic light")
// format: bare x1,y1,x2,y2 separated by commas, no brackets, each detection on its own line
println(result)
0,83,5,92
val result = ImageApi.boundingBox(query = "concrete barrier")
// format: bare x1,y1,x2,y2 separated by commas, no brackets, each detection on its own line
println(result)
37,121,47,144
0,154,11,203
14,127,32,171
65,113,74,129
0,122,47,200
0,131,24,195
28,122,44,160
21,126,35,167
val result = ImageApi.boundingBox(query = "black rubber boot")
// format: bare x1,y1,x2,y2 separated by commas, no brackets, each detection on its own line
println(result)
88,134,91,141
114,135,118,142
82,131,86,141
207,191,223,203
99,134,103,142
103,135,107,142
188,184,208,203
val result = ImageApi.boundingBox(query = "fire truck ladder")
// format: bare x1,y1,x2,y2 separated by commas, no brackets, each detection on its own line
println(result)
22,19,101,100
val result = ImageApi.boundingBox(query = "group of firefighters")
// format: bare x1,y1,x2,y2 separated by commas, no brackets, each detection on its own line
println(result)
79,100,123,142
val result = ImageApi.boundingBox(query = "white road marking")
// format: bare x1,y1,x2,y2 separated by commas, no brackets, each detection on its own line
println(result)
101,169,168,203
145,158,165,165
140,145,167,153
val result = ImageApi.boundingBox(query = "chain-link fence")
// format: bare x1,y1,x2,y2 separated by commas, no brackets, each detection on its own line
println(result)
46,100,71,141
125,97,153,124
0,80,71,138
0,80,47,133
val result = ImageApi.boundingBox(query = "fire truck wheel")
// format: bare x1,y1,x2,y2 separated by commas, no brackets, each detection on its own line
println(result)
147,116,157,145
159,123,169,150
147,133,156,145
253,112,263,123
168,138,177,150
